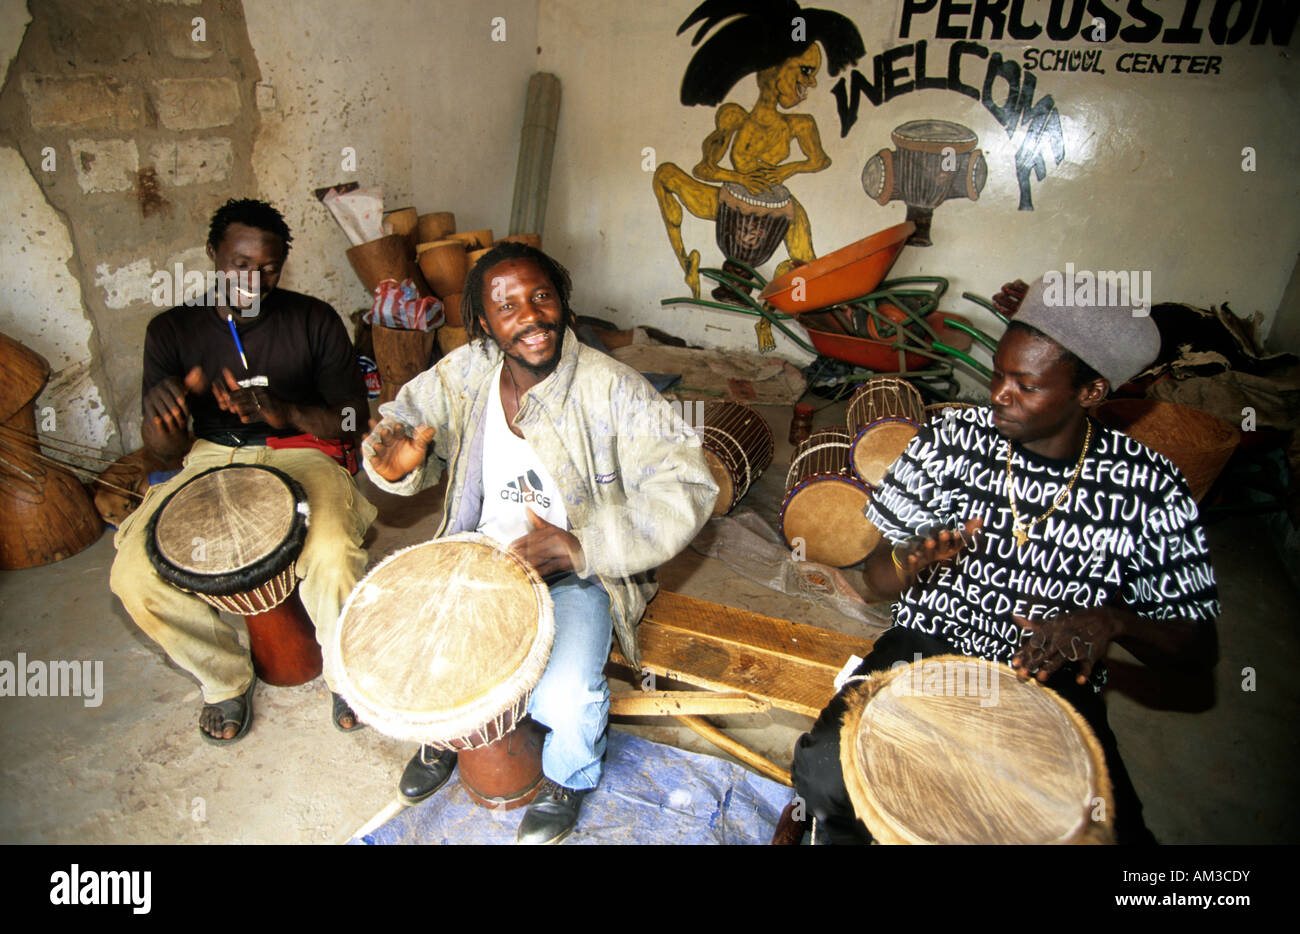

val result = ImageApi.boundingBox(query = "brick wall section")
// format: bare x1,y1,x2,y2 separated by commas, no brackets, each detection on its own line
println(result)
0,0,262,452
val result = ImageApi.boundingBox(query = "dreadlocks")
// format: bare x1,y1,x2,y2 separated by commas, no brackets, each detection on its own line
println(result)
677,0,865,106
462,242,577,346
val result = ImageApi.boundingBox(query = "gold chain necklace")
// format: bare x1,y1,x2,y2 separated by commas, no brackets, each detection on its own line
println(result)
1006,419,1092,548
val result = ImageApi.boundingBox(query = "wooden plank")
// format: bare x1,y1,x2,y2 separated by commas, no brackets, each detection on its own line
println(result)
613,623,840,718
643,590,877,672
609,690,771,717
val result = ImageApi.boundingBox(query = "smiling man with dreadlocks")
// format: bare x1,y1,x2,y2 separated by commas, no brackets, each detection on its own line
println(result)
363,242,718,843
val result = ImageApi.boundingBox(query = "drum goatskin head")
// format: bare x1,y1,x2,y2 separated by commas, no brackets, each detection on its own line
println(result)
331,535,554,745
781,479,881,567
840,658,1114,845
852,422,919,487
153,466,299,577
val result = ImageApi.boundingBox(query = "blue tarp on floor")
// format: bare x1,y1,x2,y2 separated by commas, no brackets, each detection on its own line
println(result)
353,730,791,845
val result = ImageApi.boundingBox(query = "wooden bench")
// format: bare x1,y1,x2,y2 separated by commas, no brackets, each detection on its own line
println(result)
608,589,880,785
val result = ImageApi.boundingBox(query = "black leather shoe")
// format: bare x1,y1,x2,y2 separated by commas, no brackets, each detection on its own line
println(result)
516,778,589,845
398,745,457,805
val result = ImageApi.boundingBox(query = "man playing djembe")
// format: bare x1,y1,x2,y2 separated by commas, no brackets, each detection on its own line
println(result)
792,274,1220,845
363,242,718,844
111,199,377,743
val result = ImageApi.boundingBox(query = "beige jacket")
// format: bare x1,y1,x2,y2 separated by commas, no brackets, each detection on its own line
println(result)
363,329,719,667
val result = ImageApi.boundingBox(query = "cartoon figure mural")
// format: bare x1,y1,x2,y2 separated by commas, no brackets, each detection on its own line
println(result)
652,0,865,300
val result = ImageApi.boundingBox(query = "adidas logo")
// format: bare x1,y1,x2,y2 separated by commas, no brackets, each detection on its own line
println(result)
502,470,551,508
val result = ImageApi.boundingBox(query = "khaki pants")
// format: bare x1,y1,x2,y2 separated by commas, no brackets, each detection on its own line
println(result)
110,441,378,704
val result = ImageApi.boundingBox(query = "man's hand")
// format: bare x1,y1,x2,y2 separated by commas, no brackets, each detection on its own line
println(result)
893,518,983,581
143,366,206,435
510,508,583,578
1011,608,1127,685
363,418,435,482
212,367,293,429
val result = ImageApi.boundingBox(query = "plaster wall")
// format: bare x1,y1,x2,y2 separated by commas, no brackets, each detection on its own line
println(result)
0,0,539,452
243,0,539,320
0,1,111,453
538,1,1300,369
0,0,264,452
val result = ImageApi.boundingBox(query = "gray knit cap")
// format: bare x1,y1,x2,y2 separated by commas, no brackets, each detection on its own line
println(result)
1013,271,1161,389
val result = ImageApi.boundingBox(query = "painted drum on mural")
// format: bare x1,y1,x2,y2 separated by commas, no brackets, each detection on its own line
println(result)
715,182,795,268
861,119,986,247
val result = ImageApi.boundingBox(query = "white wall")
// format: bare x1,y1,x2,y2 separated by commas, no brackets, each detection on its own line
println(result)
0,0,113,451
245,0,540,318
539,1,1300,369
4,0,1296,452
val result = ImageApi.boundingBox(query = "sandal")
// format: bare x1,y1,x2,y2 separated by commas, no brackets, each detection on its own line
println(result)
332,692,365,732
199,682,255,746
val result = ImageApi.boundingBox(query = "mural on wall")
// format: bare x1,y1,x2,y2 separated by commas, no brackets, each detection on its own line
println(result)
831,2,1295,211
651,0,865,300
861,119,987,246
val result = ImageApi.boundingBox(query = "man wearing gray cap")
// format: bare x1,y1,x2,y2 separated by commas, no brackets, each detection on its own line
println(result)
791,273,1220,845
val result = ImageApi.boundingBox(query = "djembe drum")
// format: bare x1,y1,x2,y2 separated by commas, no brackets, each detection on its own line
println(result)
329,534,555,810
846,377,926,487
861,119,987,246
145,465,322,687
713,181,796,303
696,402,774,516
839,656,1114,844
780,427,881,567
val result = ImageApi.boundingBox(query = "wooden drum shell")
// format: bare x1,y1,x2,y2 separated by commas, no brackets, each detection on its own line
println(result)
780,428,880,567
696,402,774,516
458,721,547,810
243,592,323,687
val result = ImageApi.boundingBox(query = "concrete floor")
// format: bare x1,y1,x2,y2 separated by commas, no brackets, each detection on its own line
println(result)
1,401,1297,844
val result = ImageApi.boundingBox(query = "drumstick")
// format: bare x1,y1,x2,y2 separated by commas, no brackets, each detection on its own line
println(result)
226,314,250,371
673,714,792,786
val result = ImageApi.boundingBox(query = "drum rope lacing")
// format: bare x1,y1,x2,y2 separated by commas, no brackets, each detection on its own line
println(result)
697,425,754,497
194,568,295,615
784,438,851,489
431,706,518,752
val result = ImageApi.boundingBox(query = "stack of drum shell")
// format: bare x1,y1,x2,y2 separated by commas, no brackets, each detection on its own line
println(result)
359,209,545,372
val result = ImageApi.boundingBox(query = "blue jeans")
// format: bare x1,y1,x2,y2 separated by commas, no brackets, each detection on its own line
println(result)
526,573,614,791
